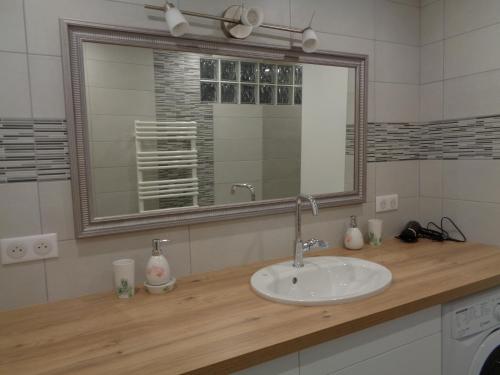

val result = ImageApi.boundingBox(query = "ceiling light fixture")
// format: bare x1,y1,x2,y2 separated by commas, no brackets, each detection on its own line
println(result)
144,2,319,53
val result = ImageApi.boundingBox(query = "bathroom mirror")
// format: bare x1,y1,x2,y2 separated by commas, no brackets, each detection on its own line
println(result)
61,20,367,237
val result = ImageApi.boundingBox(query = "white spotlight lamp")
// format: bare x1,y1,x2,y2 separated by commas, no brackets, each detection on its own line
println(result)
164,2,189,37
302,27,319,53
241,7,264,28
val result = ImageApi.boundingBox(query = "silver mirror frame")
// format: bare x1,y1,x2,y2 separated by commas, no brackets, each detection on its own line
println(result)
60,19,368,238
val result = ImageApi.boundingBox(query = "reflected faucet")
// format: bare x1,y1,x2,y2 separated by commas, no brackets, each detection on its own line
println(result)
294,194,328,268
230,183,256,201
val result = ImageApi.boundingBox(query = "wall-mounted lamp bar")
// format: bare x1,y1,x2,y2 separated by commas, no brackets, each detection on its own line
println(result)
144,2,319,52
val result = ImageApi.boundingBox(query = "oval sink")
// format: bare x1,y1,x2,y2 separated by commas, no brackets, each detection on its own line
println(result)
250,256,392,306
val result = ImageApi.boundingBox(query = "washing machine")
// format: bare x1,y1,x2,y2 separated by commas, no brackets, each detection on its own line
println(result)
443,286,500,375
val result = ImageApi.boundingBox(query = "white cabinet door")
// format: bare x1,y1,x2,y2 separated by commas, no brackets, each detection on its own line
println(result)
332,333,441,375
300,306,441,375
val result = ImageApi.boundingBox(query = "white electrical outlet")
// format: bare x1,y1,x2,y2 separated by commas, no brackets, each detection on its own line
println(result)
1,233,58,265
376,194,399,213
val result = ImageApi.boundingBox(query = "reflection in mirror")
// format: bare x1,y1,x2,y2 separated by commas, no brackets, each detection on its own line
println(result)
82,42,355,218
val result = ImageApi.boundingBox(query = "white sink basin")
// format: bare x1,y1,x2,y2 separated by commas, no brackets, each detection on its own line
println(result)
250,256,392,306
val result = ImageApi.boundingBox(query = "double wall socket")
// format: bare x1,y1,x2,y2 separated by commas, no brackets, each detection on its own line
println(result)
1,233,58,265
376,194,399,213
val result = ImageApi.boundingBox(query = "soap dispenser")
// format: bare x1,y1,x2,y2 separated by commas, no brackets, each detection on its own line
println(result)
146,239,171,286
344,216,364,250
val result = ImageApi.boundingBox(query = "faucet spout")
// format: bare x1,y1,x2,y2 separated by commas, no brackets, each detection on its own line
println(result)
294,194,322,268
230,183,256,201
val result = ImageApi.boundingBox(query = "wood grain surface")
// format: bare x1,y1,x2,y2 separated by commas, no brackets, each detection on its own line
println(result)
1,239,500,374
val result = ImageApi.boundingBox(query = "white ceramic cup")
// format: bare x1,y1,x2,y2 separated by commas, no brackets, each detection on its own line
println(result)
368,219,383,246
113,258,135,298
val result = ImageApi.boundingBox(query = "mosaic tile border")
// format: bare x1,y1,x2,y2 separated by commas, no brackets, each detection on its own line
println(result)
4,115,500,183
0,119,69,183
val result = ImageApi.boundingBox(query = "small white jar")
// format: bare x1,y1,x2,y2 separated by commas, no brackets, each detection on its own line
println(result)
344,216,364,250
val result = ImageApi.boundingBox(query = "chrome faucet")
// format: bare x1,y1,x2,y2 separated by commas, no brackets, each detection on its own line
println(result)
293,194,328,268
231,183,256,201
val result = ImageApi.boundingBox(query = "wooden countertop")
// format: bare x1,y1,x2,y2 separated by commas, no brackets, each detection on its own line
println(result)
2,239,500,374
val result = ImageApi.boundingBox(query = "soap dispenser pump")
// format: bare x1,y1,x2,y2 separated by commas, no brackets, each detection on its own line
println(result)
146,239,171,286
344,216,364,250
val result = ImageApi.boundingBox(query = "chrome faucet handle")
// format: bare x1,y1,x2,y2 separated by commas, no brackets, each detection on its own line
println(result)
303,238,329,252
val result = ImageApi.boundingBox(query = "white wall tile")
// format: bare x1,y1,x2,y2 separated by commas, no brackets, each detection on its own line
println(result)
314,33,375,81
444,23,500,79
442,199,500,245
420,81,443,122
374,83,419,122
367,163,376,203
419,197,443,224
421,0,444,45
420,41,443,83
444,0,500,38
0,262,47,310
0,0,26,53
444,69,500,119
24,0,168,55
291,0,375,39
375,42,419,83
443,160,500,203
189,213,295,273
375,0,419,45
375,160,419,198
419,160,443,198
28,55,65,119
0,52,31,118
38,180,75,241
0,182,41,238
45,227,190,301
375,197,419,237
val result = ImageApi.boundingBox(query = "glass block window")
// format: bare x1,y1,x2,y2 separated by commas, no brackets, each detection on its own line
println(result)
200,59,218,80
277,65,293,85
221,83,238,104
221,60,237,81
241,84,256,104
277,86,292,105
199,57,302,105
241,62,257,82
260,85,275,105
200,82,217,102
294,87,302,105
